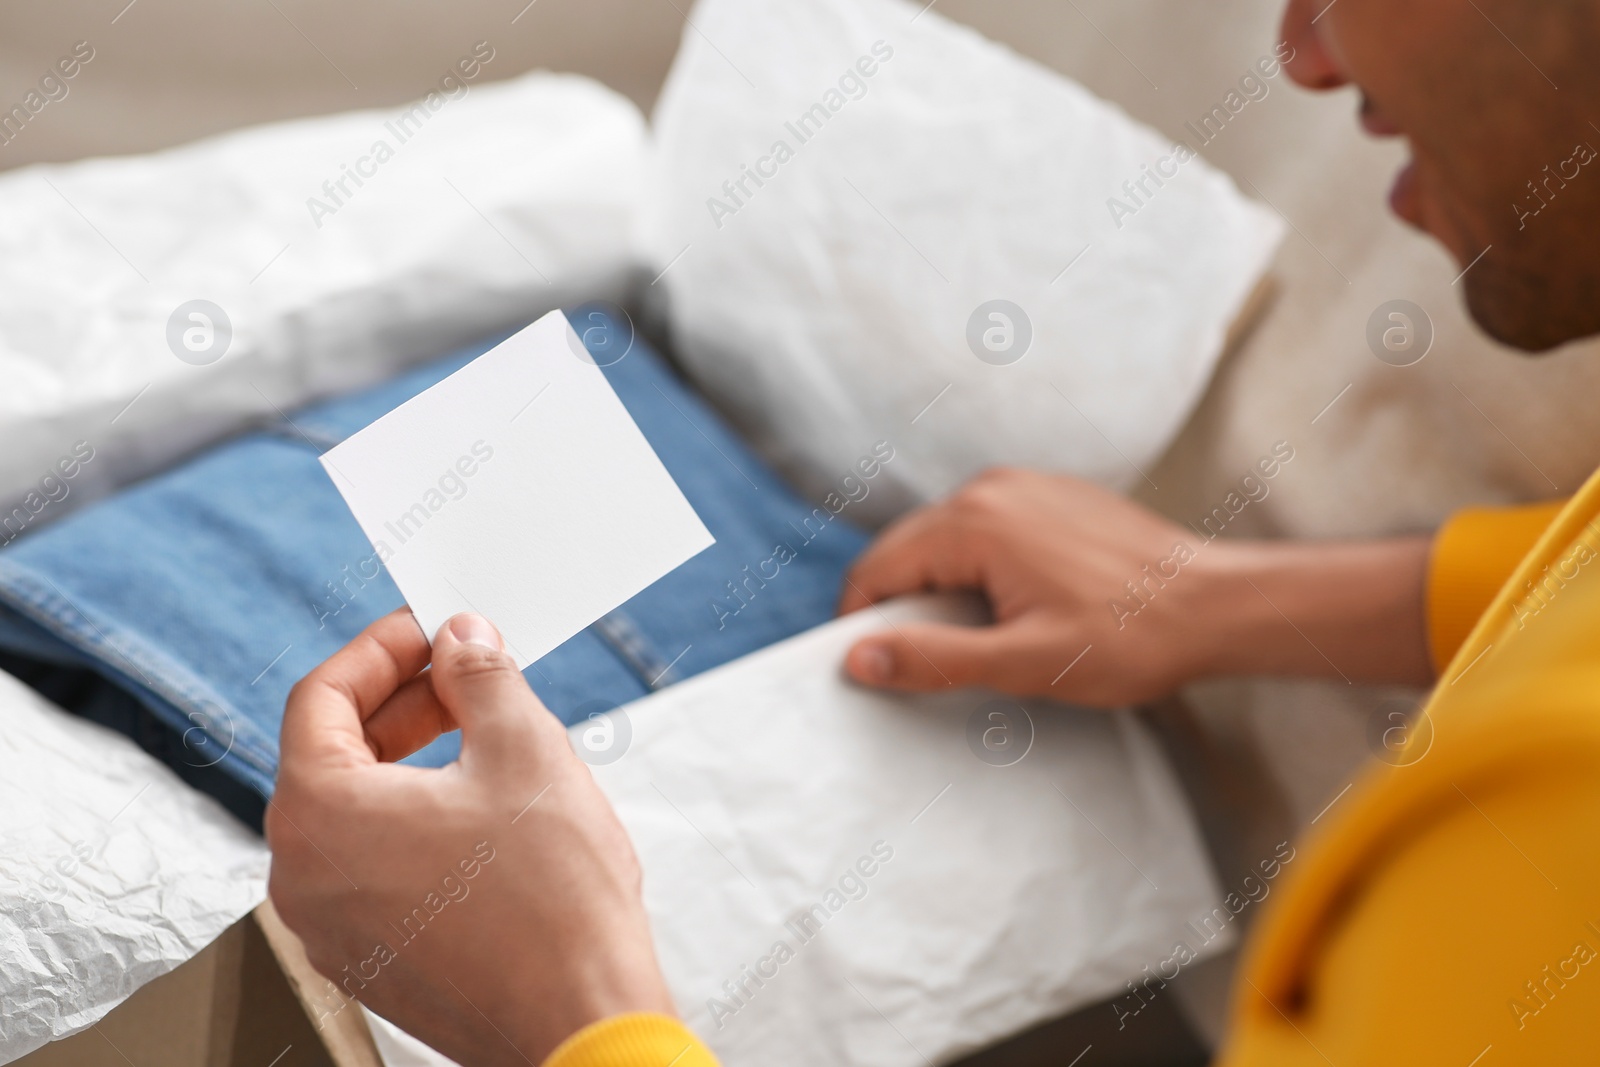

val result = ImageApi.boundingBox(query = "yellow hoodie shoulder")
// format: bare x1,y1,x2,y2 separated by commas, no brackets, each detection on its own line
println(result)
1222,480,1600,1065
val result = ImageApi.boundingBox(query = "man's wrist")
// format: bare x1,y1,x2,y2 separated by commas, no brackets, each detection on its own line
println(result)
1179,535,1434,686
501,941,678,1065
1173,538,1285,681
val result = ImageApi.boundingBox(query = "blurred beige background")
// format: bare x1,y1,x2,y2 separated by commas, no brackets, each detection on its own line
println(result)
6,0,1600,1053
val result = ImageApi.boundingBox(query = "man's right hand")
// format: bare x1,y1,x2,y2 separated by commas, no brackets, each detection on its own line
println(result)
267,609,675,1067
839,468,1434,704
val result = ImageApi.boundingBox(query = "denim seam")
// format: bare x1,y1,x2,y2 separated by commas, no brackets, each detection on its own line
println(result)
0,561,279,790
589,609,682,690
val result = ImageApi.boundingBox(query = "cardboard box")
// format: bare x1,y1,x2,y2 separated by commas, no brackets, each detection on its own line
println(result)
16,902,382,1067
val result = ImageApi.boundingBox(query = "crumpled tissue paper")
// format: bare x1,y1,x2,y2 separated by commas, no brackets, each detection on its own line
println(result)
0,670,268,1063
368,597,1228,1066
647,0,1284,528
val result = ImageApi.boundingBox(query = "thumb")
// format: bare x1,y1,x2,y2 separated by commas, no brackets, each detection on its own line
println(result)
844,622,1013,692
431,613,555,765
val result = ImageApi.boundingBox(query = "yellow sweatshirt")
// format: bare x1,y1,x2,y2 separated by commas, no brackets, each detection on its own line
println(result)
548,483,1600,1067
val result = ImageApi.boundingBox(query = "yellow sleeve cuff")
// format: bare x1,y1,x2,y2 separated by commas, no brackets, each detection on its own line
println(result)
541,1013,719,1067
1426,499,1566,672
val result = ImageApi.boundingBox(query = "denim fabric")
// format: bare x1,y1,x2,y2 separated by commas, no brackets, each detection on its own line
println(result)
0,307,870,809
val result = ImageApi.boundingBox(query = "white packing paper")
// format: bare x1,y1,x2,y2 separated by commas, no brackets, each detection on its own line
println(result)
368,596,1229,1067
646,0,1285,528
591,596,1230,1065
0,72,647,527
320,309,716,668
0,669,269,1063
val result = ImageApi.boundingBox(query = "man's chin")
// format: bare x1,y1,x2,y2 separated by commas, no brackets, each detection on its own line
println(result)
1382,168,1585,352
1388,161,1425,230
1462,263,1596,354
1388,161,1471,262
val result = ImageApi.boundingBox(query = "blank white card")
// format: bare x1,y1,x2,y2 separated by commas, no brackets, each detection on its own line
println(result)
321,309,715,668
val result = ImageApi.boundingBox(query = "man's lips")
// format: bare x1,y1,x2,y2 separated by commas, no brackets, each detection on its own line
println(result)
1358,97,1423,229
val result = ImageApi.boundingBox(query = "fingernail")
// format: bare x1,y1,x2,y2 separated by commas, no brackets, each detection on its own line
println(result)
854,644,893,683
449,613,501,649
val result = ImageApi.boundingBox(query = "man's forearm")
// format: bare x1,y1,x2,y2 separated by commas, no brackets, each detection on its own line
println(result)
1184,536,1435,687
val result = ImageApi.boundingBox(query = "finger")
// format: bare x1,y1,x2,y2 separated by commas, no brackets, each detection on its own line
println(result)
844,621,1018,692
837,505,980,615
361,672,460,763
281,609,431,770
837,509,940,614
429,614,556,771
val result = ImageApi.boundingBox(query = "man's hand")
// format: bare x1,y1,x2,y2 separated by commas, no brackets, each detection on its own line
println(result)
267,610,674,1067
839,469,1211,705
839,468,1433,704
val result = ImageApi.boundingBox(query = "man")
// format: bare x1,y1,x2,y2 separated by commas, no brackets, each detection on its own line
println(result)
267,0,1600,1063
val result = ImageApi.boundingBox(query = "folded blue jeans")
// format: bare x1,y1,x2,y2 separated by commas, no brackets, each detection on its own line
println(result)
0,307,874,821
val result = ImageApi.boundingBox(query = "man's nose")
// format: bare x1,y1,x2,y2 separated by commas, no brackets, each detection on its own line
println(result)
1279,0,1350,91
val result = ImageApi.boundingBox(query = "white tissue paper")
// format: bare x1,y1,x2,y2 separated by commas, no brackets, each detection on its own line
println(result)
647,0,1284,527
0,669,269,1062
0,70,647,526
365,597,1228,1067
595,597,1228,1065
